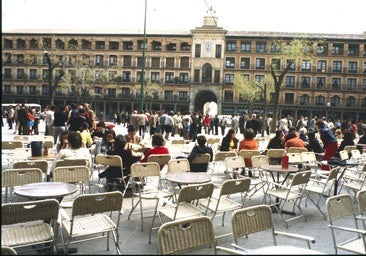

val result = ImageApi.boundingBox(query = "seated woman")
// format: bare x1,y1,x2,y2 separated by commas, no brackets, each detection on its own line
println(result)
56,130,70,154
140,133,169,170
95,129,116,156
99,135,137,191
187,135,213,172
337,130,355,158
220,128,238,152
51,131,92,171
79,122,93,148
238,128,259,168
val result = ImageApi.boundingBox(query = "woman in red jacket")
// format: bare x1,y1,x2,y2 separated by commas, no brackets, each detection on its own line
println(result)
140,133,169,169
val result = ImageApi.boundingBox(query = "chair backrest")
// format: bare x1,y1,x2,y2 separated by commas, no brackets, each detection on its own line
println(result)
214,151,237,161
339,150,349,161
266,149,286,158
158,216,216,255
2,199,59,225
55,158,89,168
2,141,23,150
220,178,251,196
300,151,317,163
33,135,54,142
251,155,269,168
130,162,161,178
191,153,211,164
53,166,90,183
351,149,362,160
13,148,32,161
147,154,172,166
225,156,246,170
13,135,31,142
177,183,214,204
168,158,190,173
239,150,261,167
287,153,302,164
357,190,366,215
170,139,185,145
13,160,48,174
344,145,357,154
290,170,311,187
327,166,341,182
71,191,123,217
326,194,355,221
42,140,54,150
1,246,18,255
95,154,123,167
287,147,308,153
231,205,275,245
2,168,43,187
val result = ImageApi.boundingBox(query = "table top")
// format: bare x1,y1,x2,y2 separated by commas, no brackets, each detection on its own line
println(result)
261,164,298,173
14,182,77,200
250,245,323,255
165,172,211,184
28,154,56,161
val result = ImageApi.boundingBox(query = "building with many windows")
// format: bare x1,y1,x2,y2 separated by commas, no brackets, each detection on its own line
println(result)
2,15,366,121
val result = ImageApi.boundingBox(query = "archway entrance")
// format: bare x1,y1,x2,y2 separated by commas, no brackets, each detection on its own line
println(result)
194,90,217,116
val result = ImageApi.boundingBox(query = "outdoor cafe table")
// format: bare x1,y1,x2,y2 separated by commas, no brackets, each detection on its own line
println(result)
165,172,211,185
14,181,77,202
249,245,324,255
261,164,298,184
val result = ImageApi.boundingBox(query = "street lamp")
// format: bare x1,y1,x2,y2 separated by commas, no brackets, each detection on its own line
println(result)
139,0,147,112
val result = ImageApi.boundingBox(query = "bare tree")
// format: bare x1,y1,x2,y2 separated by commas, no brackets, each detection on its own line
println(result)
43,51,65,106
134,82,162,111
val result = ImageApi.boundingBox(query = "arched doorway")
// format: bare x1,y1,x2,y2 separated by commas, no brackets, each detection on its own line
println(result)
194,90,217,115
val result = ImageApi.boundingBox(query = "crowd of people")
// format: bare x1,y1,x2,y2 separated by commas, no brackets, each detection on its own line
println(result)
3,102,366,192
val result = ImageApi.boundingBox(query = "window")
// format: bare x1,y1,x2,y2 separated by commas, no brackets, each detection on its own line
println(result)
42,85,48,95
316,77,326,88
363,79,366,91
224,91,233,102
331,96,341,107
152,41,161,50
94,87,102,95
256,42,266,53
122,71,131,82
180,57,189,68
151,72,160,82
68,55,76,65
363,62,366,73
108,88,116,98
68,39,78,49
225,57,235,68
299,94,310,105
95,41,105,49
4,53,12,64
42,38,51,49
301,77,310,88
195,44,201,57
16,86,24,94
123,41,133,50
179,73,188,83
202,63,212,83
16,54,24,64
225,74,234,85
165,72,174,83
332,61,342,72
317,60,327,72
214,70,220,83
317,43,328,55
361,98,366,108
137,57,144,67
271,58,281,70
42,69,49,80
82,39,91,50
178,91,188,100
301,60,311,71
109,41,119,50
4,39,13,49
348,44,359,56
138,40,147,49
270,43,280,53
215,44,222,58
80,54,90,65
315,95,325,106
285,76,296,88
181,42,190,51
165,58,174,68
166,43,176,51
108,71,117,81
29,86,36,95
346,78,357,90
194,70,200,82
346,96,356,107
226,42,236,52
95,70,104,82
255,75,265,83
29,69,37,79
121,88,130,98
95,55,104,66
123,56,131,67
241,42,251,52
287,59,296,70
4,85,11,94
17,69,25,79
151,57,160,68
348,61,358,73
332,43,344,55
29,39,38,49
55,39,65,49
332,78,341,89
4,68,12,79
136,71,144,83
109,55,117,66
240,57,250,69
164,90,173,100
16,39,26,49
255,58,265,69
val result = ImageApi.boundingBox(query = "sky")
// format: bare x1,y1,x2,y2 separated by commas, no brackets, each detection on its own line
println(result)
2,0,366,34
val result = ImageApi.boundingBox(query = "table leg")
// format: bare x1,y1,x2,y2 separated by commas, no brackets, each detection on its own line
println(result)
334,166,347,195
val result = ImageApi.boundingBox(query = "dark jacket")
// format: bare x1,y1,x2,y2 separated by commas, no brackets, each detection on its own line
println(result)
187,145,213,172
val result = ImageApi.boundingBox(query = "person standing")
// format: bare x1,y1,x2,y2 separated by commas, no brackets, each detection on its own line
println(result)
203,113,211,135
6,105,15,130
17,104,29,135
316,120,338,171
231,113,239,134
53,105,68,144
44,105,56,136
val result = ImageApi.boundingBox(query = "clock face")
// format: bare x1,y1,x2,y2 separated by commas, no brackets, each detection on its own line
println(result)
205,43,211,51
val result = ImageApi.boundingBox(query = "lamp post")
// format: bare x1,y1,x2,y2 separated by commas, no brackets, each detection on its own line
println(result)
139,0,147,112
